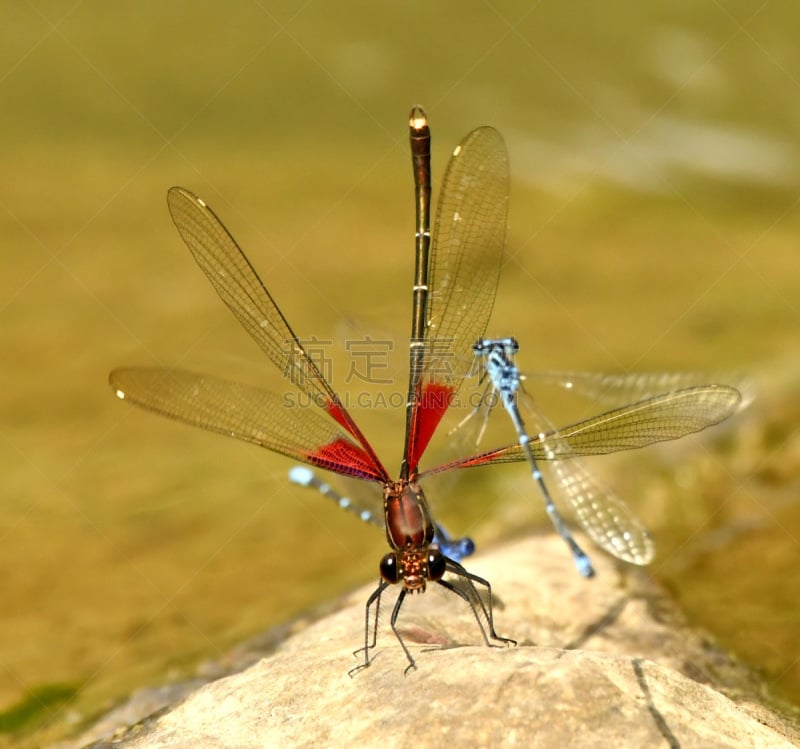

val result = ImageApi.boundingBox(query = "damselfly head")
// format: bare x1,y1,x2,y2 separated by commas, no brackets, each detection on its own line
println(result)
473,336,520,358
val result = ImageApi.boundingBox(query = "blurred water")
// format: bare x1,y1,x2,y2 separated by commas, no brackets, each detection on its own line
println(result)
1,3,799,746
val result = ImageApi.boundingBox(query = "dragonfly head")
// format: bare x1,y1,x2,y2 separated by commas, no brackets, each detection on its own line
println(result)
380,548,446,593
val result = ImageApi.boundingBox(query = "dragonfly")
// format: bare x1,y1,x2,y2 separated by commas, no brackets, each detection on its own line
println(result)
109,107,742,674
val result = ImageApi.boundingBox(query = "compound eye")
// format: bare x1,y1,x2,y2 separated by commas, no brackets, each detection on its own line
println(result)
427,549,446,581
379,553,401,584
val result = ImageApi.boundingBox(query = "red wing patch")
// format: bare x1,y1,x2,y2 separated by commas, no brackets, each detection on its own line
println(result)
303,438,387,481
407,382,455,472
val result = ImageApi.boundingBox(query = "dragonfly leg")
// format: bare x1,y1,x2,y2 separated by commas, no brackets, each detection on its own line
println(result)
348,579,389,677
387,589,417,675
439,559,516,648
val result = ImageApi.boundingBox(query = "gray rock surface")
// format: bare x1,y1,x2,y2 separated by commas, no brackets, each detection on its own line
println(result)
80,536,798,748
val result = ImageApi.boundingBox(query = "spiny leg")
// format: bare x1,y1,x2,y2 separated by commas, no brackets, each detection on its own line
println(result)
439,559,516,648
348,579,389,677
387,589,417,675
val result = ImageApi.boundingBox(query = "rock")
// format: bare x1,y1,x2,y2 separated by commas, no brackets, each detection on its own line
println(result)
78,536,798,749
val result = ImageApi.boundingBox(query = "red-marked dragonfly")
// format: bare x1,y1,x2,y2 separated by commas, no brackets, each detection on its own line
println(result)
109,108,742,674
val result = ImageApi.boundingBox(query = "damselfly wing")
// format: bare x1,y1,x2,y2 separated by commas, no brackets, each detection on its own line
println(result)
467,339,742,577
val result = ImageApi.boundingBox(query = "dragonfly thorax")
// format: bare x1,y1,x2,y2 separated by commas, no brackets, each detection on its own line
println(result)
383,479,437,551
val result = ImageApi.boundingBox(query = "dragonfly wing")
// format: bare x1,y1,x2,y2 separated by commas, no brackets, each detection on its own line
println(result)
110,367,388,481
540,384,743,456
166,187,386,475
423,384,742,473
406,127,509,470
426,126,508,379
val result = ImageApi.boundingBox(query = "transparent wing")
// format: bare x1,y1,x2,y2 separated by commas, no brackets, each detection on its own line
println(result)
424,383,743,470
424,126,508,388
523,371,754,412
164,187,386,477
518,389,654,564
110,367,387,481
405,127,508,469
424,373,742,563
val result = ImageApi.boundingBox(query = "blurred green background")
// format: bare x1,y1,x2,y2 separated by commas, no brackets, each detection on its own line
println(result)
1,1,799,745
